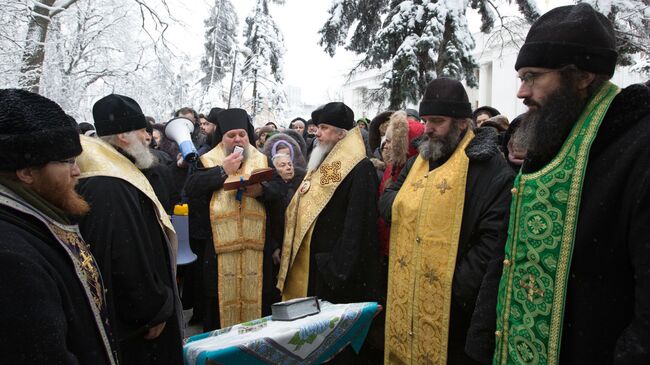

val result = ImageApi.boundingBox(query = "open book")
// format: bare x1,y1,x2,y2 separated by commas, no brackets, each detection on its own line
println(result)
223,167,275,191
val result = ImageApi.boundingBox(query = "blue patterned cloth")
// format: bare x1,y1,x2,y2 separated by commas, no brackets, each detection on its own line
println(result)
183,301,379,365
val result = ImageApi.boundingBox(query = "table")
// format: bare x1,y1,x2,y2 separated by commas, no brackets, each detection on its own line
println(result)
183,301,380,365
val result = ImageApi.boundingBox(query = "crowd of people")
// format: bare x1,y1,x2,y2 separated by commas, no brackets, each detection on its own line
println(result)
0,4,648,365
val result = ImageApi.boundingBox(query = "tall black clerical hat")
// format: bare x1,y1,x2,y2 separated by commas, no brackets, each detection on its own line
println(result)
213,108,256,146
93,94,148,136
216,108,249,133
206,107,224,125
0,89,81,170
515,3,617,76
419,78,472,118
311,102,354,130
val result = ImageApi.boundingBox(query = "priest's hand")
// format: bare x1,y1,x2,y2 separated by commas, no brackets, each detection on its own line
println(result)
223,152,243,175
144,321,166,340
243,183,262,198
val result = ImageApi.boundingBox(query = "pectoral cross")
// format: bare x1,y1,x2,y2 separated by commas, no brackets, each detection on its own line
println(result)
436,179,452,194
519,274,544,302
79,250,94,271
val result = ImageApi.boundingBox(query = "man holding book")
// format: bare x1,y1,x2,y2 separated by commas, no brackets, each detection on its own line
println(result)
184,108,271,330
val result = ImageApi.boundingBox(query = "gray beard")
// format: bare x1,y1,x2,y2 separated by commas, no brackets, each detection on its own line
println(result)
307,141,334,171
123,132,156,170
418,123,463,162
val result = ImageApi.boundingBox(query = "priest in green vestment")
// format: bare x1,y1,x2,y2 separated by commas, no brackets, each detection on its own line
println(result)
486,4,650,365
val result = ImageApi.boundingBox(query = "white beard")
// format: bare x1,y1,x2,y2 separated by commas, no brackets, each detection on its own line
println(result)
307,141,334,171
123,131,156,169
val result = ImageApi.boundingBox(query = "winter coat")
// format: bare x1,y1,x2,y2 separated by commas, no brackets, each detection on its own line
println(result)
0,195,115,365
77,176,183,365
378,113,425,256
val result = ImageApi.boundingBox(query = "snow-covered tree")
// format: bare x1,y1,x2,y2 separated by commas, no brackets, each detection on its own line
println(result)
6,0,176,94
18,0,83,93
0,1,30,87
581,0,650,71
239,0,286,118
0,0,182,121
319,0,540,109
39,1,147,115
200,0,238,90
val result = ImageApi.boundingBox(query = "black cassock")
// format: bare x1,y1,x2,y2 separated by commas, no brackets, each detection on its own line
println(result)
306,158,383,304
77,176,182,365
0,202,115,364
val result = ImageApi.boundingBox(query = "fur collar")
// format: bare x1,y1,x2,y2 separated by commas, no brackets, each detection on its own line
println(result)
465,127,502,161
592,83,650,153
387,111,409,166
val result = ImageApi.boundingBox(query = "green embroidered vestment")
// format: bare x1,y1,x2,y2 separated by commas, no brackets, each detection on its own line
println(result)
494,82,620,365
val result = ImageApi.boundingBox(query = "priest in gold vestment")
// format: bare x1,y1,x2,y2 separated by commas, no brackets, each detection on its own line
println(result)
379,79,514,364
277,102,382,306
185,108,270,329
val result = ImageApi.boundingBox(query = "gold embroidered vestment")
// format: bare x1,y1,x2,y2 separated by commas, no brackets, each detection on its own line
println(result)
276,127,366,300
201,145,268,328
385,130,474,364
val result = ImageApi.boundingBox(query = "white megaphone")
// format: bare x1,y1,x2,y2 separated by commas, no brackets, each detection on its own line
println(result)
165,117,198,162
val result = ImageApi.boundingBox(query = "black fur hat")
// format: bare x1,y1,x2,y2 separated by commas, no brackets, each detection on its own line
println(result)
419,78,472,118
311,102,355,130
0,89,82,170
93,94,148,136
77,122,96,135
515,3,617,76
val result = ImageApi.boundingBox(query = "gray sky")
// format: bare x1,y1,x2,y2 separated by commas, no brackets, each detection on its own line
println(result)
167,0,572,105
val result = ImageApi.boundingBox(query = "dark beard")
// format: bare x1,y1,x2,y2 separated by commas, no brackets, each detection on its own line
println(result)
418,121,463,162
517,81,588,172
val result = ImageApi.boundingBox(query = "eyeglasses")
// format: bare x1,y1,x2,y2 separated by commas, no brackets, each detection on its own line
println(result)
54,157,77,165
517,70,559,87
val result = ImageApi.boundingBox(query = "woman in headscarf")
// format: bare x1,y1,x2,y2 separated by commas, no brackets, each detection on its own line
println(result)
259,133,307,315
